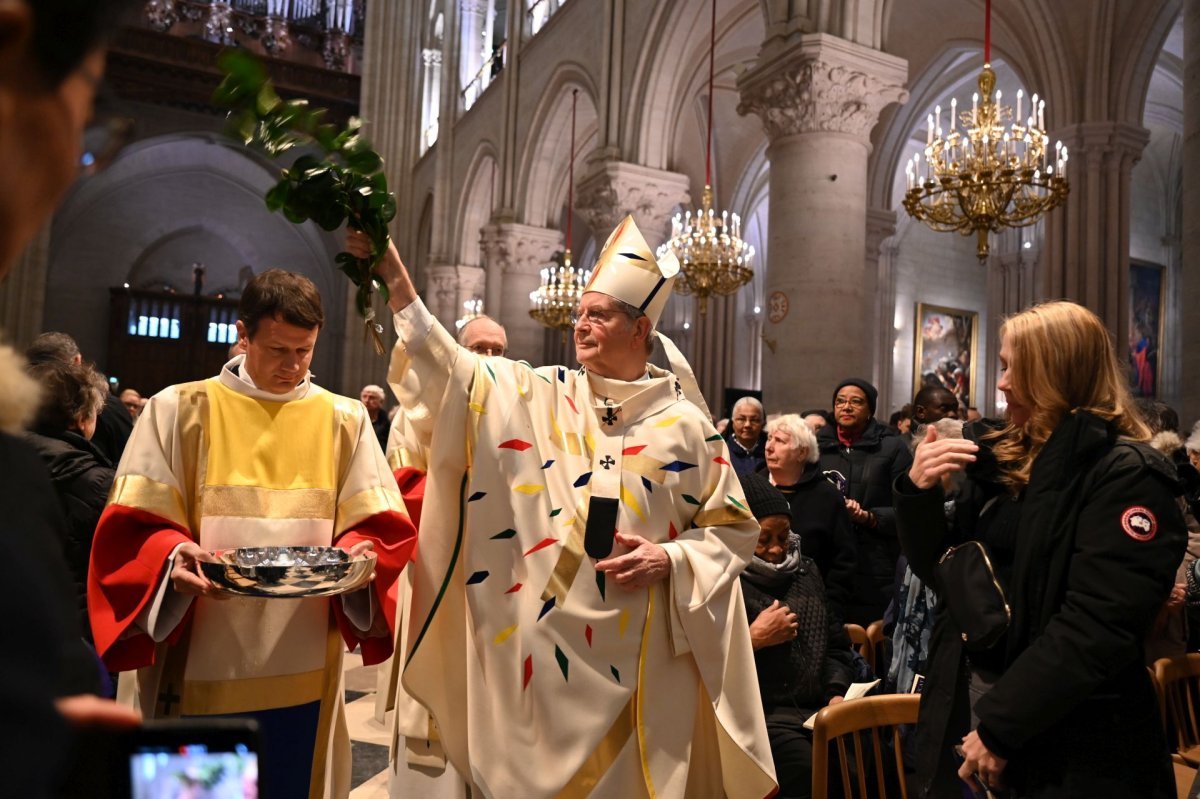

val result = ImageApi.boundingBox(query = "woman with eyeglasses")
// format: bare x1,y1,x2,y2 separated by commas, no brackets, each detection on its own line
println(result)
895,301,1185,799
816,378,913,625
738,471,853,799
764,414,856,624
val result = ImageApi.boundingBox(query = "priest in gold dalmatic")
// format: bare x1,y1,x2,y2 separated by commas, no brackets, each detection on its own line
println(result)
87,269,417,799
352,216,777,798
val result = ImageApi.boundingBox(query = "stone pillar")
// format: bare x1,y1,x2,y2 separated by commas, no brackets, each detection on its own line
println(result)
458,0,488,103
865,207,897,413
988,234,1039,415
1040,121,1148,362
1182,0,1200,423
479,223,563,363
574,159,691,247
340,0,421,393
424,264,463,331
0,223,49,351
737,33,907,411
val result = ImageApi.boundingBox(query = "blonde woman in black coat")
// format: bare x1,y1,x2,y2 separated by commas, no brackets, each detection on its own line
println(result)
895,301,1185,798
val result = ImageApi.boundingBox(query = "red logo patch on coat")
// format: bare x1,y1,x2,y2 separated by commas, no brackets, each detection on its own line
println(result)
1121,506,1157,541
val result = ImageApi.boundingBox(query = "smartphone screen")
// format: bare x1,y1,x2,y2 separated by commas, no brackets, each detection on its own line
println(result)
124,720,260,799
129,743,258,799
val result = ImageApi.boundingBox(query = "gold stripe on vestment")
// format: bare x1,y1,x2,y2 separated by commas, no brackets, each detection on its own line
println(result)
200,484,335,521
466,358,493,470
180,665,326,716
636,586,658,798
690,504,753,529
553,695,637,799
335,485,405,535
307,627,343,799
174,381,210,533
540,494,591,606
109,474,189,530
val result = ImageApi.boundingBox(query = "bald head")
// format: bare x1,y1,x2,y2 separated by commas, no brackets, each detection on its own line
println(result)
459,315,508,357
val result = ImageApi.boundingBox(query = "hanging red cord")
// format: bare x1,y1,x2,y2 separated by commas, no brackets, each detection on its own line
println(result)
984,0,991,64
705,0,716,188
567,88,577,253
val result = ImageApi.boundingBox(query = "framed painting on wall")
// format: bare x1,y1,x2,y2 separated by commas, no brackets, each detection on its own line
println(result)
1129,261,1165,398
913,303,979,409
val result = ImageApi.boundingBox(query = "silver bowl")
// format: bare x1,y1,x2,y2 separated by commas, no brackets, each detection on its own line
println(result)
200,546,376,598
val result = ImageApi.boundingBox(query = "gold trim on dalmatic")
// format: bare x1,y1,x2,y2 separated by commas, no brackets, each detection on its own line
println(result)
201,484,336,521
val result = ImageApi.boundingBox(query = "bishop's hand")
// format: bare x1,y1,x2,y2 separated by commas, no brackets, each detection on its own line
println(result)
345,229,416,314
595,532,670,589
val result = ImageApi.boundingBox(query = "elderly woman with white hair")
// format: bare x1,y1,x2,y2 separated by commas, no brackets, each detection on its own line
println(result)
765,413,857,622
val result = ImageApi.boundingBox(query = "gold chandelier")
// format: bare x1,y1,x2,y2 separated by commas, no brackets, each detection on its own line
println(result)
655,0,753,314
903,0,1068,261
529,252,589,331
530,89,589,331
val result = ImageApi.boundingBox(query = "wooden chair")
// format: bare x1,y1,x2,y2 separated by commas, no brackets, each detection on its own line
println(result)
1154,654,1200,767
811,693,921,799
845,623,874,675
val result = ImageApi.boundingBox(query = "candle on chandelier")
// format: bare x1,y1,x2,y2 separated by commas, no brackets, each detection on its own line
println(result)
1030,94,1039,128
972,93,979,128
928,114,933,145
950,98,958,132
935,105,942,138
1038,99,1045,130
1016,90,1023,126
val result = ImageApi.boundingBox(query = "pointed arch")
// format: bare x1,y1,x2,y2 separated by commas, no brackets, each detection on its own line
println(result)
516,63,599,228
455,141,500,266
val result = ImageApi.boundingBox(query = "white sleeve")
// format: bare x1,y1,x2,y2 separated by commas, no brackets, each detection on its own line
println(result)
134,542,195,642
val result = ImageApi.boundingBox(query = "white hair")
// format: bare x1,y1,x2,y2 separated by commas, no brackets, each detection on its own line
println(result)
732,396,764,418
1187,420,1200,454
767,413,820,464
360,384,385,399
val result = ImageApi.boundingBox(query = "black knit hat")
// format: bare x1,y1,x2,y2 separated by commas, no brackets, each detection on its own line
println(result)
738,472,791,521
832,377,878,416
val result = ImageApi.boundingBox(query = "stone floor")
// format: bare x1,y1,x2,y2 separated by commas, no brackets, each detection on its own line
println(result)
343,652,391,798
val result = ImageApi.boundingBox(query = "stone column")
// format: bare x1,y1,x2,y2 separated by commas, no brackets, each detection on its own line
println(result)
865,207,897,413
574,159,691,247
424,264,463,331
987,235,1038,415
0,223,49,351
738,33,907,411
1181,0,1200,422
1040,121,1149,362
340,0,420,393
479,222,563,363
458,0,488,104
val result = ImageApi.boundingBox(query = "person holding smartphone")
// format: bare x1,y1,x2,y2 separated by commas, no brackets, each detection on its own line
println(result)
894,301,1185,798
0,1,146,795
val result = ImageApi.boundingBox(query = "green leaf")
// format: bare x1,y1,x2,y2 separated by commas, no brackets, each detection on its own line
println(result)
346,149,382,174
265,181,290,211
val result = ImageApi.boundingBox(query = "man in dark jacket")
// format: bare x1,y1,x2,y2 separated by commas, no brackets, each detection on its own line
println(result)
818,377,913,625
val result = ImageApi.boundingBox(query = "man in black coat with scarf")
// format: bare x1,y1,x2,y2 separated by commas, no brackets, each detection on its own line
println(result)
817,378,913,625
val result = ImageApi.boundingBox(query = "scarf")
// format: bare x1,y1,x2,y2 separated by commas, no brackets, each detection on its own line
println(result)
742,533,803,591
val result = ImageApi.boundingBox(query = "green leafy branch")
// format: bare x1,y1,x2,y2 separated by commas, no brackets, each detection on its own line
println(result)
213,50,396,353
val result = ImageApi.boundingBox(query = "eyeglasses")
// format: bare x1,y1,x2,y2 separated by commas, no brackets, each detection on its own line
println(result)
569,307,622,328
833,396,867,409
467,344,506,357
79,116,135,177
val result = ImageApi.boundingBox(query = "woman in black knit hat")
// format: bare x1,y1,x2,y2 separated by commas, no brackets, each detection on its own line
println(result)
738,471,855,798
